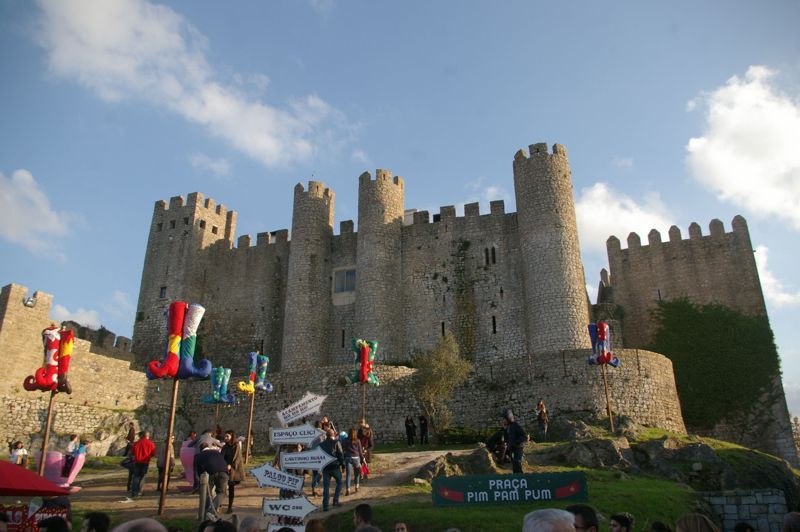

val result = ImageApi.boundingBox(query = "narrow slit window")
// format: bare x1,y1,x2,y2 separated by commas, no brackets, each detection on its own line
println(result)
491,247,496,264
441,322,445,337
341,329,345,348
500,287,504,299
484,248,490,265
169,220,176,229
492,315,497,334
156,222,163,232
159,286,167,298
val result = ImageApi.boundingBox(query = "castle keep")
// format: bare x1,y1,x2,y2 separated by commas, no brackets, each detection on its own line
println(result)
128,141,796,465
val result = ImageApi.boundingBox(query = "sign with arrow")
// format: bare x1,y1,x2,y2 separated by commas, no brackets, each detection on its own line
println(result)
262,495,318,520
270,424,326,446
280,447,337,472
277,392,327,425
249,463,305,492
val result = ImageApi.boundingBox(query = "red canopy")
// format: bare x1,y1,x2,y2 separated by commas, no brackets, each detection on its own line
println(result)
0,461,71,497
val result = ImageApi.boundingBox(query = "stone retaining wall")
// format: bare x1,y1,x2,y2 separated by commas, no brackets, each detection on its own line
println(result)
702,489,787,532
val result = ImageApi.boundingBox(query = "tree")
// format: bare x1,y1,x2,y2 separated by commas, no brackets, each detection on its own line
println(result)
410,332,472,442
792,416,800,454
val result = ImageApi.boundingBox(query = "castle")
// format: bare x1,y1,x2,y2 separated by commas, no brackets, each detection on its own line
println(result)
127,141,797,464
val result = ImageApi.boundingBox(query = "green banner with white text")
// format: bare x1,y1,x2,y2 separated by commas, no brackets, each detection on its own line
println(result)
432,471,587,507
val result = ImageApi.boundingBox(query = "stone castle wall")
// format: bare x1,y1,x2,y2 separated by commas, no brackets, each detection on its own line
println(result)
605,216,765,348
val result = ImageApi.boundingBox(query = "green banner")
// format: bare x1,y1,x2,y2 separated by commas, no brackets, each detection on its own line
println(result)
432,472,587,507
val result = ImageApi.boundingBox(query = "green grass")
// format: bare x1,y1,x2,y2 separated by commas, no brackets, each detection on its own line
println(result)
323,468,695,531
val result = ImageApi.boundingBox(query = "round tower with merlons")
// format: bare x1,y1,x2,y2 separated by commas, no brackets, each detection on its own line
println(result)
513,142,591,353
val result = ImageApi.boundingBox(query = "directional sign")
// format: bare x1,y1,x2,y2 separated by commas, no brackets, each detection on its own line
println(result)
270,424,325,446
262,495,318,520
249,462,305,492
280,447,336,472
267,525,304,532
277,392,327,425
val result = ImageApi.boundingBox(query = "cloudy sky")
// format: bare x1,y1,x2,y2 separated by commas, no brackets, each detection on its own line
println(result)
1,1,799,414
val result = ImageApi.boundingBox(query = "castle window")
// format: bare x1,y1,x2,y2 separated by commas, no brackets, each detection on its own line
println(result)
443,294,446,305
334,270,356,293
169,220,176,229
184,217,189,225
199,220,206,229
651,288,663,301
484,248,490,265
491,247,496,264
492,315,497,334
500,287,504,299
212,226,219,235
156,223,163,232
159,286,167,298
341,330,345,348
441,322,445,337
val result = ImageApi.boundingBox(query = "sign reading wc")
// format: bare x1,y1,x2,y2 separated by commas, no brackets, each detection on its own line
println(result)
432,472,587,507
262,495,317,519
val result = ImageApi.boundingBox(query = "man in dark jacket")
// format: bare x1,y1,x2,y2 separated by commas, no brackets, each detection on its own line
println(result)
318,428,344,512
194,443,229,518
503,409,528,474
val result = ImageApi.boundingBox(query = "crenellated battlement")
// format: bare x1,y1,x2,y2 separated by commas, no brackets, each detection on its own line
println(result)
234,229,290,249
358,169,405,189
513,142,568,163
607,216,749,252
151,192,237,242
407,200,509,226
294,181,334,201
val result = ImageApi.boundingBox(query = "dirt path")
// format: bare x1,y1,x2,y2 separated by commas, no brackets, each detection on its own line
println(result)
68,448,473,523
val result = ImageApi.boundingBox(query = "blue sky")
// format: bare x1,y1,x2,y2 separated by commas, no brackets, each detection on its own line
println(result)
2,1,799,414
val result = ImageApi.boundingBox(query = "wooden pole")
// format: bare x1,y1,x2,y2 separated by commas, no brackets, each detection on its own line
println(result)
360,382,366,423
157,379,180,516
601,364,615,433
38,390,57,476
245,391,255,464
215,403,220,426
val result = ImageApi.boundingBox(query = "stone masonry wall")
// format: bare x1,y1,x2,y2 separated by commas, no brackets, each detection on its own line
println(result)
605,216,765,348
702,489,787,532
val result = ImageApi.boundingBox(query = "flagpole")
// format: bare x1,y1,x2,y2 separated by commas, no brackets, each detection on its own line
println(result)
158,378,180,516
245,390,256,464
38,390,57,476
601,364,615,433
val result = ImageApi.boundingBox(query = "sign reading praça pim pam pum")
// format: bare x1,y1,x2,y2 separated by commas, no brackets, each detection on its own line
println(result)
432,472,587,507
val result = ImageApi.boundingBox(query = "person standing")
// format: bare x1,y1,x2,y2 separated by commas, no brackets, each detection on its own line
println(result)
318,428,344,512
343,428,364,495
359,424,375,467
124,422,136,492
156,435,175,492
418,415,429,445
9,441,28,467
503,409,528,474
194,442,228,519
222,430,244,513
536,400,550,442
404,416,416,447
129,431,156,498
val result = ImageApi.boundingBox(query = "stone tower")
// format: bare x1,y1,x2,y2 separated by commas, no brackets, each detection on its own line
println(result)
513,143,591,353
281,181,335,369
132,193,236,363
355,170,405,360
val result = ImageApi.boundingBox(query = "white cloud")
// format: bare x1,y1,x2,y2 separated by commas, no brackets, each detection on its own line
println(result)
687,66,800,229
575,182,674,252
586,283,598,304
351,149,370,165
36,0,347,168
462,178,514,213
611,156,634,169
754,245,800,307
0,169,73,258
308,0,334,13
52,304,102,329
102,289,135,319
189,153,231,178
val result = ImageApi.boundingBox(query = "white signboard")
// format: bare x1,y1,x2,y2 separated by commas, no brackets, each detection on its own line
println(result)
249,462,305,492
267,525,304,532
277,392,327,425
262,495,318,520
270,424,326,446
280,447,337,472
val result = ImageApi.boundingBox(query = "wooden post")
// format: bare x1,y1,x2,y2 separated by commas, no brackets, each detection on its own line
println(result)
38,390,57,476
157,379,180,516
360,382,366,423
601,364,615,433
245,391,255,464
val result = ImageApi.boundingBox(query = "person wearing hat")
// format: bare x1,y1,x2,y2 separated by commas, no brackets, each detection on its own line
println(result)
502,409,528,474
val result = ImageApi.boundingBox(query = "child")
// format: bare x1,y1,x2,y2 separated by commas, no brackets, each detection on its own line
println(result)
10,441,29,467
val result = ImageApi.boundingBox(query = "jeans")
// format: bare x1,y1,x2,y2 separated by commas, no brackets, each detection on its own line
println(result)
157,466,173,491
322,466,342,510
311,470,322,490
345,456,361,490
130,463,149,496
206,472,229,515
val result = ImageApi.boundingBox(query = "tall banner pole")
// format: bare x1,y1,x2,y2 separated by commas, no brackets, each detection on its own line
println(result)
601,364,615,433
158,379,180,516
245,390,256,464
360,383,366,423
38,390,57,476
215,403,220,426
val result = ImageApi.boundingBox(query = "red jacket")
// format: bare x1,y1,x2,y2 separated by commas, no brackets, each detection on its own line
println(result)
132,437,156,464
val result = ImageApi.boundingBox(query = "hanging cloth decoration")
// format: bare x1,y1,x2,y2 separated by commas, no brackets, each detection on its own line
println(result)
202,367,236,404
588,321,620,368
147,301,212,380
346,339,380,385
237,352,258,394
